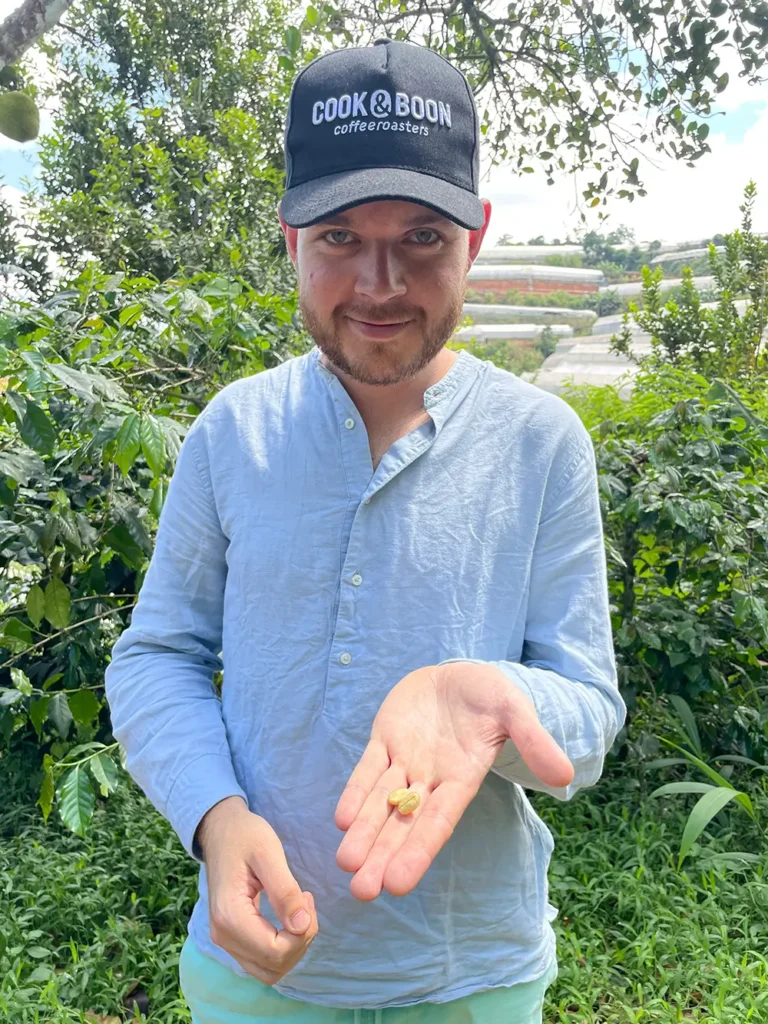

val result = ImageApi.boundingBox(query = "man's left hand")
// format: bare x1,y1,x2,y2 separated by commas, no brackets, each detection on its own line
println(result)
334,662,574,901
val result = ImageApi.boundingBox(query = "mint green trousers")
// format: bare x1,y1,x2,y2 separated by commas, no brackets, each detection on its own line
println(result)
180,937,555,1023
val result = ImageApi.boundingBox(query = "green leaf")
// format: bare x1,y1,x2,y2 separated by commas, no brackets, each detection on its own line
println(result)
149,480,166,518
67,688,101,727
669,694,702,756
700,851,760,868
118,303,144,327
27,946,51,959
57,766,95,836
0,688,21,706
114,413,141,476
651,782,715,797
89,752,119,796
63,741,106,759
4,389,27,422
306,4,318,24
677,788,740,868
44,577,71,629
38,760,54,821
103,523,146,569
42,672,63,691
157,416,185,460
662,740,756,819
56,510,82,552
284,25,301,55
28,965,53,983
112,494,153,554
26,584,46,628
139,413,166,477
19,400,56,455
715,755,768,771
29,696,51,740
1,616,33,651
0,449,46,485
45,362,95,400
10,667,32,696
48,691,73,739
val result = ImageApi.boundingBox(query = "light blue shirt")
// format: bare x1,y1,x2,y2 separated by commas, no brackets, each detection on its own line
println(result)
105,345,625,1010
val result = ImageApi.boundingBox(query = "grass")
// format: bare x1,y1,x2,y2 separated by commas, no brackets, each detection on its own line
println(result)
1,749,766,1023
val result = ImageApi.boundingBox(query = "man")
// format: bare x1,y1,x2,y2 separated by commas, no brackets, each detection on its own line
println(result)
105,38,625,1024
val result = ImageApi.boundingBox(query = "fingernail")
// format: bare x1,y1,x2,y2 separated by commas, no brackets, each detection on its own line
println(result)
290,908,310,930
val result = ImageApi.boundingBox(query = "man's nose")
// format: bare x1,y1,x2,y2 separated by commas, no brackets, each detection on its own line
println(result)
353,243,407,304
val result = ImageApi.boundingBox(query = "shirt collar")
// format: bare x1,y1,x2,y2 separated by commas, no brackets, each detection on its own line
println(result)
311,345,482,434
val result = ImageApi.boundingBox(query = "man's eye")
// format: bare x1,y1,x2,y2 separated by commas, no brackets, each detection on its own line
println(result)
325,230,354,244
409,229,440,245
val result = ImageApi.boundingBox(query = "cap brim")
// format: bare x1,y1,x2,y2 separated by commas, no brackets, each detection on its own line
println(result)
280,167,485,230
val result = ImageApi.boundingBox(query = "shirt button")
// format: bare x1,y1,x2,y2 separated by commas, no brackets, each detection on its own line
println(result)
363,497,371,504
344,418,355,430
339,651,352,666
351,573,363,587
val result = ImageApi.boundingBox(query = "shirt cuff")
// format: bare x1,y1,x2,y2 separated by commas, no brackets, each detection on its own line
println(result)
165,753,248,860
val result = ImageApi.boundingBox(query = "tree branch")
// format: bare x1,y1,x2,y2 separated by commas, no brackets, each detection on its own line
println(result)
0,0,77,70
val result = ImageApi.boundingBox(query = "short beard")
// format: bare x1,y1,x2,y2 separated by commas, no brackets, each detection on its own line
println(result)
301,294,465,386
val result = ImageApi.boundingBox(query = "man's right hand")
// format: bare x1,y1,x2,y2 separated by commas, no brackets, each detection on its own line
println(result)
197,796,319,985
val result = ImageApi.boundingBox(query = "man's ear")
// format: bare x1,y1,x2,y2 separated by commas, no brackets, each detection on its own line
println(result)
467,199,492,266
278,205,299,265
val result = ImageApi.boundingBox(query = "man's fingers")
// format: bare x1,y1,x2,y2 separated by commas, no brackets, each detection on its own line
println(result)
336,764,407,873
247,827,314,934
223,890,318,984
506,702,574,788
347,780,431,901
238,961,282,985
382,781,473,898
334,739,391,831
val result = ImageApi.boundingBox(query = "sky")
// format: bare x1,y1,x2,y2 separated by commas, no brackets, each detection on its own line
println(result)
1,0,767,248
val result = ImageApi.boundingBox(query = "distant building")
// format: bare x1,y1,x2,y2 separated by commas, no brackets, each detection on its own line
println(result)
468,264,605,296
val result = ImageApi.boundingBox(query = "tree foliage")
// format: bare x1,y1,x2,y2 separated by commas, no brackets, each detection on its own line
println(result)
350,0,767,205
5,0,768,250
614,182,768,381
0,267,307,833
21,0,328,283
3,0,768,835
593,378,768,764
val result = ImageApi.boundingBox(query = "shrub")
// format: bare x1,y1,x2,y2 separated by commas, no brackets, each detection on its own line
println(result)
0,266,306,832
589,377,768,761
612,182,768,382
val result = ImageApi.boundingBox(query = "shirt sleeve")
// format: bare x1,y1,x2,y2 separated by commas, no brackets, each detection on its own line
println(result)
104,416,246,859
439,422,626,801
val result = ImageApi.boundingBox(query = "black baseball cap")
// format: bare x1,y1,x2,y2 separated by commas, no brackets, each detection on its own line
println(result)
279,39,484,230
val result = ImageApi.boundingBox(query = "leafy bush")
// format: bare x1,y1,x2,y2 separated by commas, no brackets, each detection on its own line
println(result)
0,267,306,832
589,378,768,762
613,182,767,382
2,748,766,1022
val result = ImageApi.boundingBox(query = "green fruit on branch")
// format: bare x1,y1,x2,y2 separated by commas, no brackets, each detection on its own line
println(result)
0,91,40,143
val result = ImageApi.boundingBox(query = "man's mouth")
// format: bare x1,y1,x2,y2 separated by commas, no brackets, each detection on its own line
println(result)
345,316,413,339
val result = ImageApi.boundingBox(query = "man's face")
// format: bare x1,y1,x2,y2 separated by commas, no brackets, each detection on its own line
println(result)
280,199,491,386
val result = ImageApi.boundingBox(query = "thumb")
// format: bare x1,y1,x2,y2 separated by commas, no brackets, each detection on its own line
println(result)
503,692,575,789
251,826,312,934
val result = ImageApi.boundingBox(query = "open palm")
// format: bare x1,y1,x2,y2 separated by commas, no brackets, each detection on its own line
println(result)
334,662,573,901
